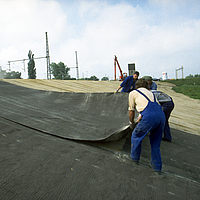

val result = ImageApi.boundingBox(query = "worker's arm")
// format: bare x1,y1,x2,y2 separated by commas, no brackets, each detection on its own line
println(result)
114,86,122,93
129,110,138,130
129,110,135,124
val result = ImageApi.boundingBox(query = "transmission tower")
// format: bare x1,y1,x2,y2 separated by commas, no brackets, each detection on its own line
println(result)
46,32,51,79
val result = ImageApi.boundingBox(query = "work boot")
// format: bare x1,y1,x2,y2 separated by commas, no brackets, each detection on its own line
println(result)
148,164,162,175
130,157,139,165
162,138,171,142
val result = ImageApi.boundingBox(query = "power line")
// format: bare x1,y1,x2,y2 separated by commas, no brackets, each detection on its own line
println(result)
15,34,44,59
7,32,50,79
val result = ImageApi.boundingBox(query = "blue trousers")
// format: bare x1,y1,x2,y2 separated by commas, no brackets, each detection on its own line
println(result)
161,101,174,141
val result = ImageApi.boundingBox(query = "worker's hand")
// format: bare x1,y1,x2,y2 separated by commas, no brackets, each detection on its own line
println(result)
136,114,142,123
114,89,118,94
129,121,138,130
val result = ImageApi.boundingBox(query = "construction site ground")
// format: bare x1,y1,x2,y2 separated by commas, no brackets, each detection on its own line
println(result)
1,79,200,199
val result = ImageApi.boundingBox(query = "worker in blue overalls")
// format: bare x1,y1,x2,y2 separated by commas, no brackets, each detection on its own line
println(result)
129,78,165,174
115,71,139,93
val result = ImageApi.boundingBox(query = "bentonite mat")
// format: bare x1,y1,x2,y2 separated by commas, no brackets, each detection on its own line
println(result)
0,80,134,141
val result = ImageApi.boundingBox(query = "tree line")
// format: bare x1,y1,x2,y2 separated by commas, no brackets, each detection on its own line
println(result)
2,49,110,80
4,50,109,81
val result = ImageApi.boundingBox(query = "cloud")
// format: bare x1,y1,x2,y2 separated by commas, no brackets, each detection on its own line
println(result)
0,0,66,57
0,0,200,80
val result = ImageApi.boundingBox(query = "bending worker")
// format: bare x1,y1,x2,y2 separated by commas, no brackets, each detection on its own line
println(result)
115,71,139,93
129,78,165,174
144,76,157,90
152,90,174,142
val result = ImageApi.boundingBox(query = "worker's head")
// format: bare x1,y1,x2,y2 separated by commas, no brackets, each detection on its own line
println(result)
135,78,149,89
133,71,139,80
144,76,152,86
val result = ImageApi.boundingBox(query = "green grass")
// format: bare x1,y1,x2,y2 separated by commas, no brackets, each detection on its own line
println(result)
163,77,200,99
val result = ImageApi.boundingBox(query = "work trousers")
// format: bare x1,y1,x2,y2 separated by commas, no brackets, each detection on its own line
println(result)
161,101,174,141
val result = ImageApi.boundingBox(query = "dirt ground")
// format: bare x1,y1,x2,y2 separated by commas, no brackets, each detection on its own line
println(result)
2,79,200,136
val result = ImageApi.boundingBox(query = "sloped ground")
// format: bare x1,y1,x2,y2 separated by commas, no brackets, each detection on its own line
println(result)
156,81,200,136
1,79,120,93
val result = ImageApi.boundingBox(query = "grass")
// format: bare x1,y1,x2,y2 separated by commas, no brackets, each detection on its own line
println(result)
163,77,200,99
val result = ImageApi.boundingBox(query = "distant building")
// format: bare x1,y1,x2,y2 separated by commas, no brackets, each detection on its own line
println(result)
128,63,135,75
162,72,168,80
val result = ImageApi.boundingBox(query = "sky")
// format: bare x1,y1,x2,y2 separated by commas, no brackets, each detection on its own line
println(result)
0,0,200,80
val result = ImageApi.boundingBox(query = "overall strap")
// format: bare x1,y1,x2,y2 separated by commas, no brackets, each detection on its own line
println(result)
135,89,153,102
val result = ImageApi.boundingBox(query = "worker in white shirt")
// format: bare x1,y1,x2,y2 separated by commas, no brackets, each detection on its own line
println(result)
129,78,165,174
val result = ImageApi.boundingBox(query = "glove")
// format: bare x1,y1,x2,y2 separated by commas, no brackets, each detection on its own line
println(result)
129,121,138,130
114,89,118,94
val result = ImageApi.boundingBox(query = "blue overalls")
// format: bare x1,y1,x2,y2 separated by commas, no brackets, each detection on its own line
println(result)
131,90,165,171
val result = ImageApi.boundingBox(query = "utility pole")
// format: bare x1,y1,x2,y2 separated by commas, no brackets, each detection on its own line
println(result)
46,32,51,79
75,51,79,80
69,51,79,79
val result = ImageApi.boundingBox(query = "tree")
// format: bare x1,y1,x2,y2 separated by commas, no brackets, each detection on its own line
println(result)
101,76,109,81
194,74,200,78
4,71,21,79
28,50,36,79
89,75,99,81
50,62,72,80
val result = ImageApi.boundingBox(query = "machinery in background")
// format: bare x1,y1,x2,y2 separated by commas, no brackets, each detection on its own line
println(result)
114,55,127,81
114,55,136,81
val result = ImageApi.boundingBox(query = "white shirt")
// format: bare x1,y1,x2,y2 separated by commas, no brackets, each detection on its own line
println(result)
128,88,159,112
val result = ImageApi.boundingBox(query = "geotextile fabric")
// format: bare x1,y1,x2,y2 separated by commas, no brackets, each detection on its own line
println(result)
0,80,132,141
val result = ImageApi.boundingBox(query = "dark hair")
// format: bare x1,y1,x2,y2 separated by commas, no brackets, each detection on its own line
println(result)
134,71,139,76
144,76,152,81
135,78,149,89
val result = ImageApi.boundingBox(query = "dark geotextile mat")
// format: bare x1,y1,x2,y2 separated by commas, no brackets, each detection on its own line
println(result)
0,80,133,141
1,118,200,199
1,80,200,199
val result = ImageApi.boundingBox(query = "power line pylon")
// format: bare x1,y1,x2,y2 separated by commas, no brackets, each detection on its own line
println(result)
46,32,51,79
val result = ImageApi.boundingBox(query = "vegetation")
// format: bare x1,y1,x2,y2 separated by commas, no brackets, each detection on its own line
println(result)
79,75,99,81
164,75,200,99
101,76,109,81
50,62,75,80
28,50,36,79
185,74,200,79
4,71,21,79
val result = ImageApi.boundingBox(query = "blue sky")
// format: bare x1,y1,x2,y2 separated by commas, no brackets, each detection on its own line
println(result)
0,0,200,80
